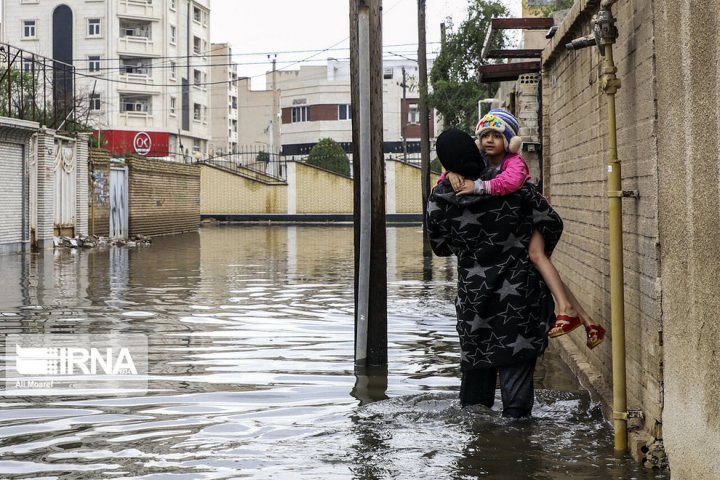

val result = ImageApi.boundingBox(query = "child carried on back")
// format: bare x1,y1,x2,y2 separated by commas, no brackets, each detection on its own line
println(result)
439,109,605,349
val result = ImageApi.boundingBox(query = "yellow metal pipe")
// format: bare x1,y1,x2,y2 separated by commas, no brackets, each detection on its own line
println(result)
601,41,628,455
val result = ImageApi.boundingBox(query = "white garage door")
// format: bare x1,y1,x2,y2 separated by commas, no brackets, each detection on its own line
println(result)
0,142,24,247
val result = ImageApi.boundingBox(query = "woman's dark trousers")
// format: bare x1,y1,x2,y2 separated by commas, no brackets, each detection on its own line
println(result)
459,358,536,418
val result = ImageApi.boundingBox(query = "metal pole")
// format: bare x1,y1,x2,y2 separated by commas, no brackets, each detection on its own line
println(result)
596,1,627,454
602,40,628,455
417,0,431,255
355,2,371,366
401,66,407,163
565,2,627,454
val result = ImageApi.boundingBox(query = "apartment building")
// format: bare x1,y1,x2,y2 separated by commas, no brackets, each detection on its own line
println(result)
208,42,238,156
2,0,212,161
237,58,435,158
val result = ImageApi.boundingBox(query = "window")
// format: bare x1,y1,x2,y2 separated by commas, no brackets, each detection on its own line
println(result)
89,93,101,111
408,103,419,124
193,36,201,55
338,104,351,120
169,0,176,10
230,96,237,109
120,21,150,39
22,58,33,72
170,61,176,80
193,103,201,121
193,69,202,86
170,25,176,44
120,59,151,76
120,96,151,113
192,138,201,154
88,18,101,36
169,97,176,115
22,20,36,38
193,7,202,23
88,56,100,73
292,106,309,123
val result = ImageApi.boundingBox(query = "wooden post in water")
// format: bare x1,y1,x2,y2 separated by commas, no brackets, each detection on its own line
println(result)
350,0,387,368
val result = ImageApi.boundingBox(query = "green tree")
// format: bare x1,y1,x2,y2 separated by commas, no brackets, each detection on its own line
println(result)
530,0,574,17
306,138,351,176
428,0,509,132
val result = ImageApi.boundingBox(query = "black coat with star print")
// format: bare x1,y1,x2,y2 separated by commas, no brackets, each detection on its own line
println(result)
426,180,563,370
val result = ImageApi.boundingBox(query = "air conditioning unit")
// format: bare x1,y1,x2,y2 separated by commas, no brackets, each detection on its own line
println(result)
134,103,144,111
383,67,393,79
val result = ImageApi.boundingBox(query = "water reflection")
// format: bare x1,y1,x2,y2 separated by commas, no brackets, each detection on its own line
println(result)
0,225,668,479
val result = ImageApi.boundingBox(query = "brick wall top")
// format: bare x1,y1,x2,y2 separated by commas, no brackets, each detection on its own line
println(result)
542,0,600,66
89,148,112,164
127,156,200,177
0,117,39,143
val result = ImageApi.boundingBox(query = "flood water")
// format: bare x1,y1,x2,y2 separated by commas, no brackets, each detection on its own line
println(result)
0,225,669,479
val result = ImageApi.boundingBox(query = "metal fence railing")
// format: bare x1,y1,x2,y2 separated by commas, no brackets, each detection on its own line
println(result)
202,152,288,183
0,42,76,130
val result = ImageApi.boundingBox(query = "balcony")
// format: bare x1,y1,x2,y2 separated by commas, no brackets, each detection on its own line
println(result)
118,111,155,128
118,22,158,55
119,0,160,20
119,58,155,88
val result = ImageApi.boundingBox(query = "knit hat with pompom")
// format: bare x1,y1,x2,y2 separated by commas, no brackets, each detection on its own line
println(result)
475,108,523,154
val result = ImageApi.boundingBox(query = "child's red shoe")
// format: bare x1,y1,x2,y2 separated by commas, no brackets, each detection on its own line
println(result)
548,314,582,338
586,324,606,349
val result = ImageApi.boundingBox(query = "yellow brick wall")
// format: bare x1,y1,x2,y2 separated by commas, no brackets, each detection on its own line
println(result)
542,0,662,429
200,165,287,214
389,160,439,214
201,160,432,216
295,163,353,214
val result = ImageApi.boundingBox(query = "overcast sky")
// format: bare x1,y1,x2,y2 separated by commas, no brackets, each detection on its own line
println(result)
210,0,521,89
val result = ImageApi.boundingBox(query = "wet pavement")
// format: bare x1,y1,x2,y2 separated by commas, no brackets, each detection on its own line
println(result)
0,225,670,479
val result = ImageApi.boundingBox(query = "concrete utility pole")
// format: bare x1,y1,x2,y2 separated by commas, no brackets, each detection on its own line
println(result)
269,54,280,176
350,0,387,369
401,66,408,163
418,0,432,256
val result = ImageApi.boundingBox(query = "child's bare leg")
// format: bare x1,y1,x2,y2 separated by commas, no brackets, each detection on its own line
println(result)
561,280,592,328
528,231,577,317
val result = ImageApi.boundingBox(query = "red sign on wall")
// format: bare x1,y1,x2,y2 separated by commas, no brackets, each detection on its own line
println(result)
99,130,171,157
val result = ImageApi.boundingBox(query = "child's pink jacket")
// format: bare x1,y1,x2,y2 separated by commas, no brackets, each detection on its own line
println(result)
481,153,530,195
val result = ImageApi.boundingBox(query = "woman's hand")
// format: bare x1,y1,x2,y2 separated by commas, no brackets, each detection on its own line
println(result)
448,172,464,192
455,179,476,196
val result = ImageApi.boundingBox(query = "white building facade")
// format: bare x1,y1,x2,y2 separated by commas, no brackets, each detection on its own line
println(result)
208,42,238,156
237,58,436,159
2,0,212,161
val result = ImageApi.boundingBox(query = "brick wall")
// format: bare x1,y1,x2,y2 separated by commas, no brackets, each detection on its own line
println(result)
387,160,439,214
295,162,353,213
89,149,111,237
34,130,55,248
75,133,90,236
127,156,200,236
542,0,662,438
200,164,288,214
